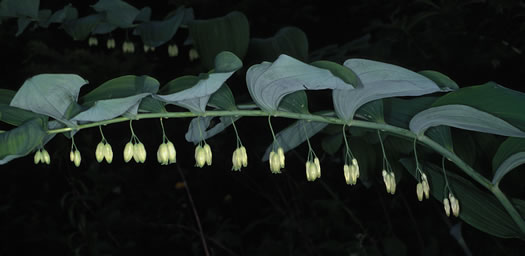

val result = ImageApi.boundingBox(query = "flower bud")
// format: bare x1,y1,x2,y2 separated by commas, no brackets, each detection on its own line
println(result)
168,44,179,57
382,170,391,193
443,198,451,217
157,143,169,165
144,45,150,53
34,150,42,164
232,148,243,171
95,142,105,163
277,147,285,168
314,157,321,179
104,143,113,164
74,149,81,167
344,164,351,184
351,165,359,185
133,143,140,163
240,146,247,167
167,141,176,164
42,149,50,165
269,151,281,174
306,161,314,181
195,145,206,168
123,142,134,163
449,193,460,217
69,150,75,162
422,180,430,199
203,143,212,166
416,182,424,201
137,142,146,163
389,172,396,194
189,48,199,61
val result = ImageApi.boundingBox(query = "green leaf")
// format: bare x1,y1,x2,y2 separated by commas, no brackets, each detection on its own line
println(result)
135,7,151,22
154,51,242,113
133,6,186,47
0,89,15,104
45,4,77,25
91,22,116,34
333,59,446,121
75,75,160,122
262,119,328,161
355,99,384,123
10,74,88,126
0,0,39,18
409,105,525,137
81,75,159,106
73,93,150,122
321,133,342,155
247,54,354,113
492,138,525,184
0,105,48,126
1,84,48,128
279,91,309,114
36,9,51,28
16,17,31,36
138,96,166,113
418,70,459,91
185,116,239,143
0,119,46,164
426,126,454,152
63,14,104,40
310,60,362,88
248,26,308,62
208,83,236,111
410,82,525,136
92,0,139,28
383,96,437,129
189,11,249,69
400,158,524,239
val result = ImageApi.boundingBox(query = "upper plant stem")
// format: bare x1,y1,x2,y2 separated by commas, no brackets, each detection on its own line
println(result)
45,109,525,235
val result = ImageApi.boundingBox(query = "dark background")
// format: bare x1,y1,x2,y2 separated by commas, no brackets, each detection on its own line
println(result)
1,0,524,255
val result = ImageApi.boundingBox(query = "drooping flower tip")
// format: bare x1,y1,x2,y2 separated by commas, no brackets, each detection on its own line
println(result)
95,142,105,163
416,183,424,202
194,145,206,168
269,150,282,174
449,193,460,217
166,141,176,164
443,198,451,217
157,143,169,165
123,142,134,163
104,143,113,164
168,44,179,57
42,149,50,165
34,150,42,164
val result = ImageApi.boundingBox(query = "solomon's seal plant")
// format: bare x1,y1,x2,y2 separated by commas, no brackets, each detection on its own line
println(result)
1,1,525,245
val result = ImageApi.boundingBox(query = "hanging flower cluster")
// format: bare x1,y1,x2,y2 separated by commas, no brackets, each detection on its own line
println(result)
34,148,50,165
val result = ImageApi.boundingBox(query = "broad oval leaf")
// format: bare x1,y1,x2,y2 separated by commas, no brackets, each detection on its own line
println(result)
333,59,445,121
247,54,353,113
63,14,104,40
81,75,159,106
0,119,46,164
400,158,524,239
430,82,525,132
135,6,151,22
492,138,525,184
91,0,139,28
248,26,308,62
0,89,15,104
75,75,160,122
418,70,459,91
10,74,88,126
185,116,239,143
208,84,236,111
73,93,150,122
262,119,328,161
133,7,186,47
409,105,525,137
0,0,39,18
279,90,309,114
138,96,166,113
154,51,242,113
383,96,437,129
189,11,249,69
